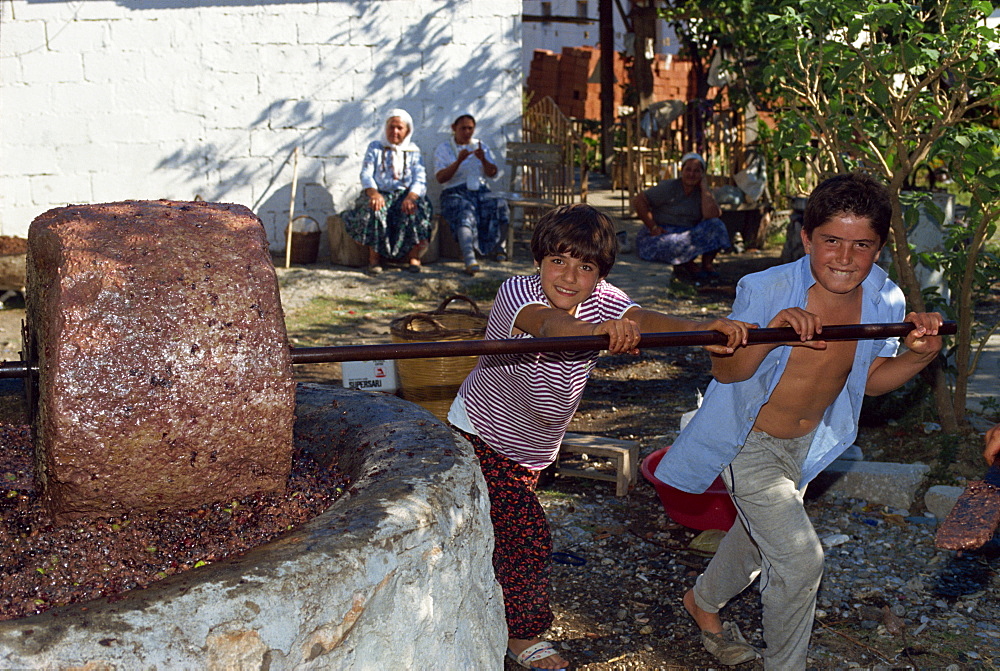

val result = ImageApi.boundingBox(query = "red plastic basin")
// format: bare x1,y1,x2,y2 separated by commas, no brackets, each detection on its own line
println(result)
641,446,737,531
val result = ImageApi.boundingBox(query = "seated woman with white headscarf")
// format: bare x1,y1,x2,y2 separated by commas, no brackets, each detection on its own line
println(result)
434,114,509,276
341,108,434,275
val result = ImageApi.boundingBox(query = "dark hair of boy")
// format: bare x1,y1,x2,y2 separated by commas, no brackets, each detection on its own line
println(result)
803,171,893,246
530,204,619,278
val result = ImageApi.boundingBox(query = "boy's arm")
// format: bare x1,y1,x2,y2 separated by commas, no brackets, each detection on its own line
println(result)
710,307,827,383
864,312,943,396
624,307,751,355
985,424,1000,466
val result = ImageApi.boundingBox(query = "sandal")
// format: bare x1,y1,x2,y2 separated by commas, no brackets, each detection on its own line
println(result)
700,621,759,666
365,264,383,276
506,641,566,670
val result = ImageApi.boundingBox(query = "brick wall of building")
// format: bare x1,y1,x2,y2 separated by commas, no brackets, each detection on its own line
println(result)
527,46,705,121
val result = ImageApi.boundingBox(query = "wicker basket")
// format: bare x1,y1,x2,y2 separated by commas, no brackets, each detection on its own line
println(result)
390,295,487,422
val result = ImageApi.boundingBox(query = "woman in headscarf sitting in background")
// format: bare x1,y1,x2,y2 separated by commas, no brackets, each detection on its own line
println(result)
342,108,434,275
434,114,509,276
633,152,730,283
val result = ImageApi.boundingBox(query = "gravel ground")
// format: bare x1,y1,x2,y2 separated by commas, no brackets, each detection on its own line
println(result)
268,245,1000,670
0,231,997,666
537,463,1000,670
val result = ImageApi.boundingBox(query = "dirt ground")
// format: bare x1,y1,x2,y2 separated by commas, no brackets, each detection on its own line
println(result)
2,233,997,668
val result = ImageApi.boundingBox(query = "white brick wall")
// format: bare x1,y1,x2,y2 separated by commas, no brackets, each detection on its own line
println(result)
0,0,523,250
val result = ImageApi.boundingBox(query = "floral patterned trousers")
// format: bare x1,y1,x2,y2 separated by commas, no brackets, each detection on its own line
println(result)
457,428,554,639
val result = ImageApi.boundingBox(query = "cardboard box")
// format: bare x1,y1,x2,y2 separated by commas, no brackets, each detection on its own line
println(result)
341,360,398,393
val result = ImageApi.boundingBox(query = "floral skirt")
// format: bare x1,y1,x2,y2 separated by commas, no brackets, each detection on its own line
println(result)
440,185,509,257
635,217,730,265
341,189,433,260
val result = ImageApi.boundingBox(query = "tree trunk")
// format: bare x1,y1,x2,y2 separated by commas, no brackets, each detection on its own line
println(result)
630,4,657,114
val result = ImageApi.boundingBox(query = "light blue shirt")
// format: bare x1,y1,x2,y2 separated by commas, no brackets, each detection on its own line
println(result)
359,140,427,197
653,255,905,494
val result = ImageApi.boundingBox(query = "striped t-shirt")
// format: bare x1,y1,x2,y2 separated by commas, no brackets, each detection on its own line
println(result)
454,273,637,470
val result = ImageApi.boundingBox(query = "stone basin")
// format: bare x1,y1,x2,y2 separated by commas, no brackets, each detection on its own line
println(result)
0,383,505,668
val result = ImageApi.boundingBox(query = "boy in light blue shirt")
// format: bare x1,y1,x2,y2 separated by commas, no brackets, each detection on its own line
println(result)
654,172,944,669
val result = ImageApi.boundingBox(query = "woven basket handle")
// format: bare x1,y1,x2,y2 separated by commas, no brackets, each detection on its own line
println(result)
397,312,447,332
433,294,483,316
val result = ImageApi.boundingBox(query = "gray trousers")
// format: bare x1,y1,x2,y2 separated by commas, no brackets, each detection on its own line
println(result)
692,429,823,670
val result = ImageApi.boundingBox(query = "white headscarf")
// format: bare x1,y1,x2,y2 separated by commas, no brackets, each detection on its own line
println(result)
681,152,706,170
384,108,415,180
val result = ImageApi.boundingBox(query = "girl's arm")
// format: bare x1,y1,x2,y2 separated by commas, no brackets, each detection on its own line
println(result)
514,304,641,354
624,306,752,356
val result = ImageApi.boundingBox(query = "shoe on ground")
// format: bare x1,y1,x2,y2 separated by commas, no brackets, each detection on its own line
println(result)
493,252,508,262
365,264,383,276
506,641,566,670
464,264,480,276
700,621,759,666
406,263,421,273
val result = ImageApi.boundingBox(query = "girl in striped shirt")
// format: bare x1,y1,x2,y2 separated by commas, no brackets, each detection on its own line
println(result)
447,204,750,670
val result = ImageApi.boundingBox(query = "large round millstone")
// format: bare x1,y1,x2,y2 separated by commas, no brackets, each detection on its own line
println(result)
26,200,295,522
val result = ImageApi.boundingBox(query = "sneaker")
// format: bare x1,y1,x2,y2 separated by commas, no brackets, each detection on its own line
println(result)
700,621,759,666
463,264,480,276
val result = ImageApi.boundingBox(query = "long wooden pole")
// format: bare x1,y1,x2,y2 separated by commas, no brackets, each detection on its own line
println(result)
289,321,957,364
283,147,300,269
0,322,956,378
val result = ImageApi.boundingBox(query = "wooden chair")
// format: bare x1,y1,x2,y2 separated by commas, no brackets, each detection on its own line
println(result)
504,142,565,259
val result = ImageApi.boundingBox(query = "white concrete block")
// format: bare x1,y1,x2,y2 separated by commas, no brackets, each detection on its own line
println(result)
82,51,131,84
119,74,179,109
86,113,150,145
108,19,174,52
0,205,38,238
0,176,33,215
299,19,355,46
249,19,298,46
4,143,61,176
30,173,93,205
48,20,110,52
0,19,49,54
63,1,131,21
55,143,118,176
19,51,84,84
201,73,261,110
314,2,364,21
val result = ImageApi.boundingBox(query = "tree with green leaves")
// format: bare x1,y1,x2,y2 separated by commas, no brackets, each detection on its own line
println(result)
739,0,1000,431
